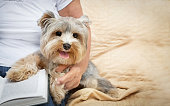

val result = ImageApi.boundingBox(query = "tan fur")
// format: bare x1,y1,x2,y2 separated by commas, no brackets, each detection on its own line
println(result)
6,54,41,81
38,11,55,28
49,68,67,104
6,11,117,104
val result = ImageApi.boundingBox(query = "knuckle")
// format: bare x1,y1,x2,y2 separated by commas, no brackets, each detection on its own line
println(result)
75,83,79,87
65,83,69,88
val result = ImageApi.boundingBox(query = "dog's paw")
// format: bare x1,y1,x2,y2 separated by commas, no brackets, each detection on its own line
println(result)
50,85,65,104
6,65,38,81
50,77,67,104
53,97,63,104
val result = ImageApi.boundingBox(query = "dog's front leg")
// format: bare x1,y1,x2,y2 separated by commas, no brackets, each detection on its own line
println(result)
49,75,67,104
6,51,45,81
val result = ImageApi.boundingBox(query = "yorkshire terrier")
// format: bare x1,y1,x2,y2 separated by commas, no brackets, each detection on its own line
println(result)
6,11,118,104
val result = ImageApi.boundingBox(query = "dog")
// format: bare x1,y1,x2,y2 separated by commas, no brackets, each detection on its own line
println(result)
6,11,118,104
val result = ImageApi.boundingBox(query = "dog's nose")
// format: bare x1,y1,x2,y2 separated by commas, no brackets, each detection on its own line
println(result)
63,43,71,50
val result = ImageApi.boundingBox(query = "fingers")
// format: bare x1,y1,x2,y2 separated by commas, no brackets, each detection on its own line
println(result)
56,66,82,90
57,69,76,85
64,77,80,90
55,65,68,72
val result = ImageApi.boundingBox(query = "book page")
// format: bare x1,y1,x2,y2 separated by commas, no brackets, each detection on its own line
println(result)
1,97,47,106
0,70,48,105
36,70,48,103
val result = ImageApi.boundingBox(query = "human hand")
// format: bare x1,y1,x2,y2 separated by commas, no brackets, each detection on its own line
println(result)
55,65,68,73
56,65,83,90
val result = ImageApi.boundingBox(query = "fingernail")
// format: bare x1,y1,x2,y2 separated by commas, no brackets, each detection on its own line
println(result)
56,81,60,85
64,86,67,90
55,79,60,85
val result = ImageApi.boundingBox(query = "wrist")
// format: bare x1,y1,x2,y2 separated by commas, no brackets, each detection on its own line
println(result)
74,61,87,75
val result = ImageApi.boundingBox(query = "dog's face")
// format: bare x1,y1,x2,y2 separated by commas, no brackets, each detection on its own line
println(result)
38,11,90,65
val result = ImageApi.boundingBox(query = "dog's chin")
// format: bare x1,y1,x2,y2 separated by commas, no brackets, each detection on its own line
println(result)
51,50,72,65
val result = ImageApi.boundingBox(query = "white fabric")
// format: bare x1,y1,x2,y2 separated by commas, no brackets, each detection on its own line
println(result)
0,0,72,67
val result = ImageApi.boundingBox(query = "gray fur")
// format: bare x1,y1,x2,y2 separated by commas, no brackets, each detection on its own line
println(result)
81,61,100,81
38,11,118,104
7,11,118,105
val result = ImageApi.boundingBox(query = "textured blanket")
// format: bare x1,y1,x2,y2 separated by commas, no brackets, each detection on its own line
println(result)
67,0,170,106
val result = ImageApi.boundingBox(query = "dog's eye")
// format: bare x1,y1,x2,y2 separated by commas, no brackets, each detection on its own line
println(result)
73,33,78,38
56,31,62,36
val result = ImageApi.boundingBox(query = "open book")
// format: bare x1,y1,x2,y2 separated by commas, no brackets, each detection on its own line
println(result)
0,70,48,106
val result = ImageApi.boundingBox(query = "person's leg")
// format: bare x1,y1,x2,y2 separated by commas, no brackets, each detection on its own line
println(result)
0,66,10,77
60,92,71,106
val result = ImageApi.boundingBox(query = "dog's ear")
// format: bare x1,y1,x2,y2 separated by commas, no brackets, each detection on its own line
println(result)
78,15,91,27
38,11,55,28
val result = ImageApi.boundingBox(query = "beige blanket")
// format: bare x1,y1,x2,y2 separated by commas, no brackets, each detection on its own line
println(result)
67,0,170,106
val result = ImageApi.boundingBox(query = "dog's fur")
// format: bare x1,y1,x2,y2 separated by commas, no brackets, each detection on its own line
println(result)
6,11,118,104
